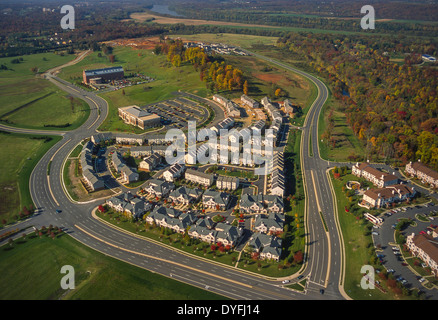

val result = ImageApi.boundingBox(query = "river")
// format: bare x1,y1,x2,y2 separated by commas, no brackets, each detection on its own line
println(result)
150,4,183,17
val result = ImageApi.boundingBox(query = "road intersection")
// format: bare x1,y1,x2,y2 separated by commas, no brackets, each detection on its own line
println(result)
2,51,350,300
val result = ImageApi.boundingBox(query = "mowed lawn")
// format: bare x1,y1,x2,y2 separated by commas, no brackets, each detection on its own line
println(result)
0,232,226,300
0,132,61,223
0,52,90,130
58,46,210,133
318,95,365,162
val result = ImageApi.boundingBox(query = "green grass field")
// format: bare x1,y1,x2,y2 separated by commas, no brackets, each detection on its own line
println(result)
318,91,365,162
330,171,421,300
0,132,62,224
0,231,226,300
0,52,90,130
58,46,210,133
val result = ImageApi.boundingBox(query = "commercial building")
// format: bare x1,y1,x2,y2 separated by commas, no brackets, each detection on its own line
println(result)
83,66,124,84
118,105,161,130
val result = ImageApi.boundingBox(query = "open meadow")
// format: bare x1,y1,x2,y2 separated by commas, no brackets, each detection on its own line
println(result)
0,52,89,130
0,230,226,300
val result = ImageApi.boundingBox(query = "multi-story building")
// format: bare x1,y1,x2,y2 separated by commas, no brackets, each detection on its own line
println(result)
213,94,240,118
138,153,162,171
142,179,175,198
248,232,282,262
352,162,399,188
83,66,124,84
118,105,161,130
162,163,185,182
146,206,197,234
253,213,284,235
240,194,284,216
241,94,259,108
405,160,438,189
216,176,240,191
168,186,202,205
361,184,416,209
111,151,139,184
105,192,152,220
184,168,214,187
202,189,231,210
407,232,438,276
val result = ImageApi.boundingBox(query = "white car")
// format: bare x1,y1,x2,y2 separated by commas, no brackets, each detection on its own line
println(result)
282,280,290,284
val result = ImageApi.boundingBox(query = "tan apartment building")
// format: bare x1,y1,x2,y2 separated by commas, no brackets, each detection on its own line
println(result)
407,233,438,276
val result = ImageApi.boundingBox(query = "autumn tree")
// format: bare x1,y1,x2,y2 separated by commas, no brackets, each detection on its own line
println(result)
243,80,248,95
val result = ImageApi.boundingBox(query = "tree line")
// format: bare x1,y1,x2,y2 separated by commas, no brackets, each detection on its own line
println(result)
155,39,246,94
277,32,438,169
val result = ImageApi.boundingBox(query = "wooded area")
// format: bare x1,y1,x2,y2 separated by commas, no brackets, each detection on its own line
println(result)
277,32,438,169
156,40,246,94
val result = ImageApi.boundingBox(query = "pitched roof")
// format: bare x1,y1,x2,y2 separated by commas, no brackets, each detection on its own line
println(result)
411,233,438,263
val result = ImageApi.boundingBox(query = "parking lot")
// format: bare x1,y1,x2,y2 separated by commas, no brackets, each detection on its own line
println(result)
143,97,210,130
371,202,438,298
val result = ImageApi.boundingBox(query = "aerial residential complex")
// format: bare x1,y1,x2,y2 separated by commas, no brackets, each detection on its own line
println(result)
5,4,438,302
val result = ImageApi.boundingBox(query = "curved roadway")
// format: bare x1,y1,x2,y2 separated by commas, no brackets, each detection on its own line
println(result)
2,50,349,300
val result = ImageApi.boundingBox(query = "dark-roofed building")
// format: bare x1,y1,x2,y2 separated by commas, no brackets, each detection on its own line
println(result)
145,206,197,234
80,141,105,192
239,194,284,216
202,189,231,210
139,153,162,171
168,186,202,205
253,213,284,235
110,151,139,184
106,192,152,220
215,222,243,248
143,179,175,198
83,66,124,84
248,232,282,262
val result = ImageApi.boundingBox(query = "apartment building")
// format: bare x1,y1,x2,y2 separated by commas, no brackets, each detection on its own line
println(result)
352,162,399,188
361,184,416,209
407,233,438,276
241,94,259,108
405,160,438,189
185,168,214,187
216,176,240,191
